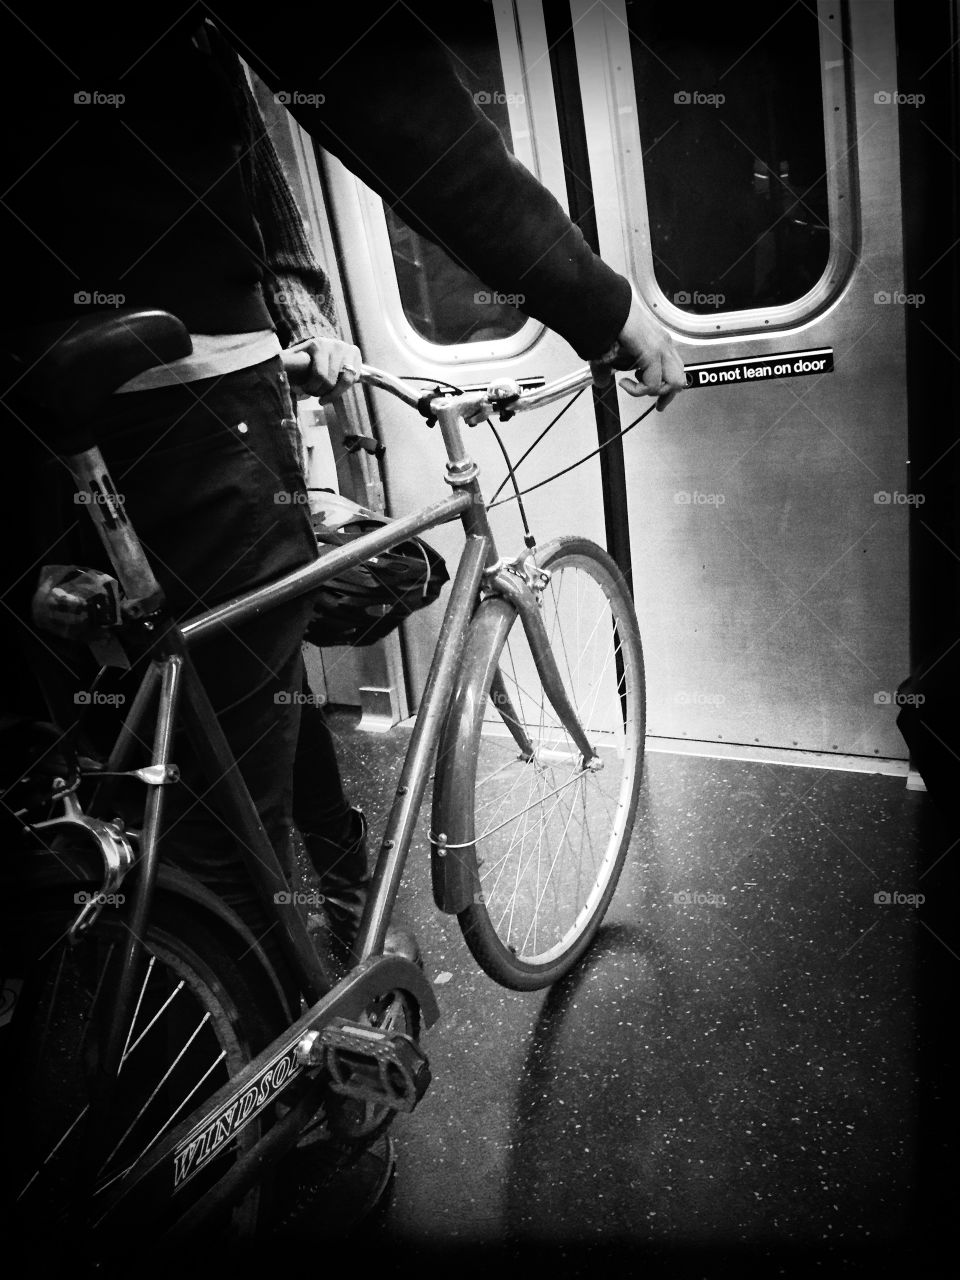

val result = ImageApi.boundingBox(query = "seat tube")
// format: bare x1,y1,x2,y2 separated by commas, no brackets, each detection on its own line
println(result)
95,652,183,1091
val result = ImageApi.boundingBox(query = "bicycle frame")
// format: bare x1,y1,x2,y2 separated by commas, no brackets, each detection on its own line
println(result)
46,363,601,1231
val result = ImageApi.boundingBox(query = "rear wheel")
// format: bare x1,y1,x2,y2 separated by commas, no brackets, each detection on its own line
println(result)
1,888,287,1241
454,538,645,990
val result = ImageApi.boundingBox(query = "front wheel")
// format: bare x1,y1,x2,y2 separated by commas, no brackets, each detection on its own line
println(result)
450,537,645,990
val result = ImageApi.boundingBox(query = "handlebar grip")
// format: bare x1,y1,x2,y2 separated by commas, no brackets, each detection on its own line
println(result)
67,447,165,617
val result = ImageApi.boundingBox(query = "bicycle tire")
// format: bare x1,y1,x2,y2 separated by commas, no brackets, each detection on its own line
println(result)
1,883,288,1243
449,537,645,990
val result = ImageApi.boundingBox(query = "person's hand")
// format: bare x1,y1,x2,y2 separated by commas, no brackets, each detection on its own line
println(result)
288,336,362,403
592,292,687,411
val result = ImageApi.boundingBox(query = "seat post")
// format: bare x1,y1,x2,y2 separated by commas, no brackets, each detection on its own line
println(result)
66,445,165,616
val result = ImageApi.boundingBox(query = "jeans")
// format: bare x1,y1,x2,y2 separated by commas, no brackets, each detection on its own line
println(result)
34,356,318,946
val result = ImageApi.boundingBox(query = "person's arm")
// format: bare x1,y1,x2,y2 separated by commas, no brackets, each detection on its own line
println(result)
249,114,362,401
213,26,362,401
223,3,684,405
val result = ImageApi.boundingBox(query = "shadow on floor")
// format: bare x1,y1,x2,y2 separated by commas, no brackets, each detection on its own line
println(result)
296,712,954,1275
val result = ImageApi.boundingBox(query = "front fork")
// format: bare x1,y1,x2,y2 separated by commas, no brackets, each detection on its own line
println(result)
434,390,596,770
486,557,596,766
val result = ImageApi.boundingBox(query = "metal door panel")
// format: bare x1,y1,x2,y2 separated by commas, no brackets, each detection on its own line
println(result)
572,0,909,758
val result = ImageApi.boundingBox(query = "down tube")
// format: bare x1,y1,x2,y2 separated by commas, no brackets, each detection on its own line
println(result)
354,533,491,961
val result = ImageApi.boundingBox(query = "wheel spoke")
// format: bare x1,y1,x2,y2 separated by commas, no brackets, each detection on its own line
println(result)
109,1046,229,1184
120,972,186,1065
18,1105,89,1202
119,953,159,1066
99,1010,214,1171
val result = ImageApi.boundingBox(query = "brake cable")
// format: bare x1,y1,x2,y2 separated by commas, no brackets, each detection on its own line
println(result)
487,420,533,544
487,384,588,505
487,398,659,509
398,374,659,525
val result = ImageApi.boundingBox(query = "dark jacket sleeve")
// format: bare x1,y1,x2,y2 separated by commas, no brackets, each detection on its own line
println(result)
223,3,632,359
207,25,342,346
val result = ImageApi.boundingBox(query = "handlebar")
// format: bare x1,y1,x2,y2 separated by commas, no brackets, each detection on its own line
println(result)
280,348,596,422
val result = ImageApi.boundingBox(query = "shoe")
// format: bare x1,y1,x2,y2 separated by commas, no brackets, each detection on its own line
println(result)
321,879,421,968
303,808,421,968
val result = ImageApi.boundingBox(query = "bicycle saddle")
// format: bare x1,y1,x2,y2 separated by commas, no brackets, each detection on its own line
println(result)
6,308,191,448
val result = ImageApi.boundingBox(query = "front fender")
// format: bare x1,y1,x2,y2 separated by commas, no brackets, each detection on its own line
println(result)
430,595,516,913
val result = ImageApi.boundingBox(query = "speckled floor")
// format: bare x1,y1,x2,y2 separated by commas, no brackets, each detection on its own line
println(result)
294,715,953,1277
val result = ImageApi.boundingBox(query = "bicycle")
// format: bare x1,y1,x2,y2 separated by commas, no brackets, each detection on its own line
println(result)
0,308,646,1245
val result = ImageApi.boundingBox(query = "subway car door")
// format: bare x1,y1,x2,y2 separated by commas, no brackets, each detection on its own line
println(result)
570,0,910,765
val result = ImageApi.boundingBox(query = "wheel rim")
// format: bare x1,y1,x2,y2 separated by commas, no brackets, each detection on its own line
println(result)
472,554,643,965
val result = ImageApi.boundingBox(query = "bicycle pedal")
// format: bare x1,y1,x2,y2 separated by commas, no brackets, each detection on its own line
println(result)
316,1017,431,1113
